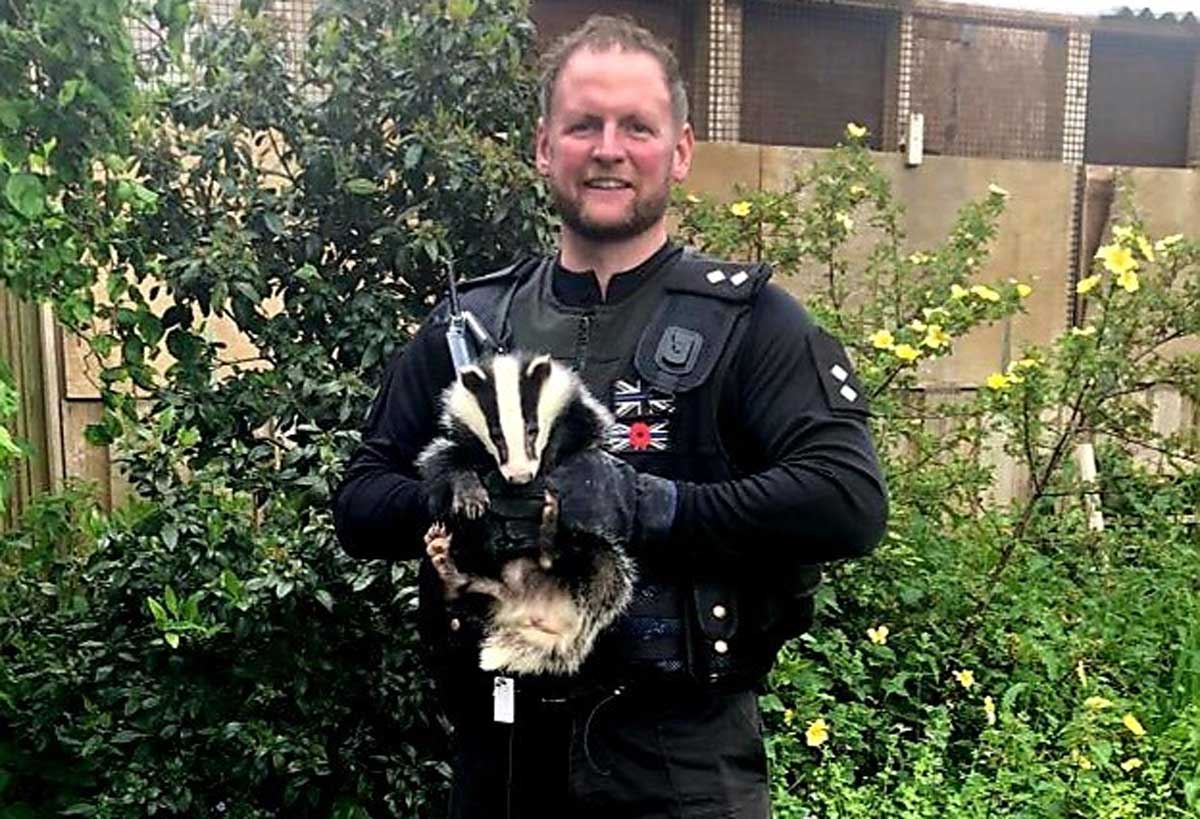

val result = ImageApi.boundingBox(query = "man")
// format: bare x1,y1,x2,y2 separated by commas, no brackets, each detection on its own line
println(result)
334,15,887,818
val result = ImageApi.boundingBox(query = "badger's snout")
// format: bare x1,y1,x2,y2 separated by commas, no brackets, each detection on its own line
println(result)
500,461,540,484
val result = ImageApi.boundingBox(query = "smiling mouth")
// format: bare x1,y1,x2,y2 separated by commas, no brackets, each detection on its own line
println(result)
584,179,633,190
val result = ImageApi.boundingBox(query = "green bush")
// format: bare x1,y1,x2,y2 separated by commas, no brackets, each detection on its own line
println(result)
2,0,547,815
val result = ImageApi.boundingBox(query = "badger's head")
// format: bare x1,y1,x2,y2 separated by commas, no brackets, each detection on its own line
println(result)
443,352,611,484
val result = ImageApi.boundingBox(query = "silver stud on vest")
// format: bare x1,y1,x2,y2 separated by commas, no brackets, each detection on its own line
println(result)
840,385,859,402
830,364,848,382
730,270,749,287
706,269,727,284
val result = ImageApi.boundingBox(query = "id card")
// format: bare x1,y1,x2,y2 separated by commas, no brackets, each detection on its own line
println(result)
493,676,515,724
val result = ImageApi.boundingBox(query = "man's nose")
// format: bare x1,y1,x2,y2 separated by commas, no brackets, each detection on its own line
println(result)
593,122,625,162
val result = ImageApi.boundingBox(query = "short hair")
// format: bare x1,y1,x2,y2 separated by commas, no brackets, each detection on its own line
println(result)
538,14,689,128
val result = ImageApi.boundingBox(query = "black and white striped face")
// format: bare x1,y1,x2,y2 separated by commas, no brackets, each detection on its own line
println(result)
445,353,579,484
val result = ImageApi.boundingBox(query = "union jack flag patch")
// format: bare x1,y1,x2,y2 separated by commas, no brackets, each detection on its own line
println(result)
608,420,671,452
611,379,675,418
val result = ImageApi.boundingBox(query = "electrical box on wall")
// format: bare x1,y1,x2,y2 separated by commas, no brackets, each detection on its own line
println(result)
907,113,924,167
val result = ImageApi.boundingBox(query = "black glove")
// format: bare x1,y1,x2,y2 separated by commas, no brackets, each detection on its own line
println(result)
544,449,677,549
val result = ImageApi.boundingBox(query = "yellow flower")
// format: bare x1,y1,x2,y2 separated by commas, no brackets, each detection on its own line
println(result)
1121,757,1143,773
923,306,950,320
1016,283,1033,298
1154,234,1183,253
909,319,927,332
983,695,996,726
867,625,889,645
1084,696,1113,710
985,373,1010,391
894,344,921,362
1076,661,1088,688
1071,325,1096,337
950,284,969,300
923,325,951,350
835,212,854,231
685,193,702,205
988,183,1010,198
908,252,931,265
1116,269,1140,293
729,201,752,218
869,329,896,350
805,718,830,747
783,708,795,725
1016,357,1039,369
1122,714,1146,737
1112,225,1134,242
1136,236,1155,262
1096,244,1138,277
846,122,868,139
850,184,868,197
1071,749,1094,770
1076,275,1102,295
954,669,976,690
970,284,1000,302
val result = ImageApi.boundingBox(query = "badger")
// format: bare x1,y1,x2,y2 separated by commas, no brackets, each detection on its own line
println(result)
416,351,636,676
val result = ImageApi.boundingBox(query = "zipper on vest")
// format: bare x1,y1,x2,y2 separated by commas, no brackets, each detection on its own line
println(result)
573,314,591,370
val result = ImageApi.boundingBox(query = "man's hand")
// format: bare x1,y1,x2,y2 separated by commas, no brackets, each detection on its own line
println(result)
544,449,677,549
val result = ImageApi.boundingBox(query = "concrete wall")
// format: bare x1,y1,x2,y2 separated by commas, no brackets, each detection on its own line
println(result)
687,143,1077,386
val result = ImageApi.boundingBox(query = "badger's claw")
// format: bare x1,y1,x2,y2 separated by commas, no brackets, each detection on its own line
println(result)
424,523,451,558
424,523,470,598
451,472,490,519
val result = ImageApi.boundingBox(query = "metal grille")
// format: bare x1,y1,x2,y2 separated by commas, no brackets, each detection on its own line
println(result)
130,0,315,77
896,12,915,148
1086,33,1198,167
706,0,742,142
910,16,1068,160
1062,31,1090,164
739,1,893,149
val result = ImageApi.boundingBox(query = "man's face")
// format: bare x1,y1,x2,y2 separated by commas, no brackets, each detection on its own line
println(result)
536,47,693,243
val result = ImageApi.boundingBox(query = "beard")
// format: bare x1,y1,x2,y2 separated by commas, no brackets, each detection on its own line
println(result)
549,175,672,242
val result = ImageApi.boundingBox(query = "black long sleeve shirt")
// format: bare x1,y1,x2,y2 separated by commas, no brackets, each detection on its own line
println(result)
333,252,888,566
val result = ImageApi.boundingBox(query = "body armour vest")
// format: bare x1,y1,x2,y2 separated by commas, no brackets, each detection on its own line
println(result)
472,247,813,688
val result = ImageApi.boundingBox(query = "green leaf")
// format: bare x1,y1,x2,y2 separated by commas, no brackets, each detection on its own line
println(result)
315,589,334,612
344,178,377,195
164,632,180,649
5,174,46,219
404,143,423,170
0,426,19,456
146,597,167,622
263,211,284,235
58,79,83,106
164,584,179,616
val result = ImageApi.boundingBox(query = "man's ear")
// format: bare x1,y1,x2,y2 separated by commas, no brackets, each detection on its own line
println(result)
671,122,695,183
535,116,551,176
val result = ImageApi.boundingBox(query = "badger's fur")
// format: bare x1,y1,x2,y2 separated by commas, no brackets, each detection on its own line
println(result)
416,351,636,676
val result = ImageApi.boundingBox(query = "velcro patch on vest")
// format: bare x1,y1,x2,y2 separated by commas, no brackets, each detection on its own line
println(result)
809,329,869,415
608,419,671,452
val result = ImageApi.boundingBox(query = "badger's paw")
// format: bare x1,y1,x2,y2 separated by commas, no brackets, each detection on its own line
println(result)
451,471,490,520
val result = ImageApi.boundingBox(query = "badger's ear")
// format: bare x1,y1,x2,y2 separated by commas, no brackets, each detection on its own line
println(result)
460,365,488,396
526,354,553,386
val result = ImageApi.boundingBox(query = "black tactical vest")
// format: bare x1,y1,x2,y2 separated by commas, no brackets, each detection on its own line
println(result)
438,248,820,689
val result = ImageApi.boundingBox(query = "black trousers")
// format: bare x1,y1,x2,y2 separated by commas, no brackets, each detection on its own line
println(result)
447,680,771,819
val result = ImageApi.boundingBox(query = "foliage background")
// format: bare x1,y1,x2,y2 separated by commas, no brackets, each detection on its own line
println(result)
1,1,1198,817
